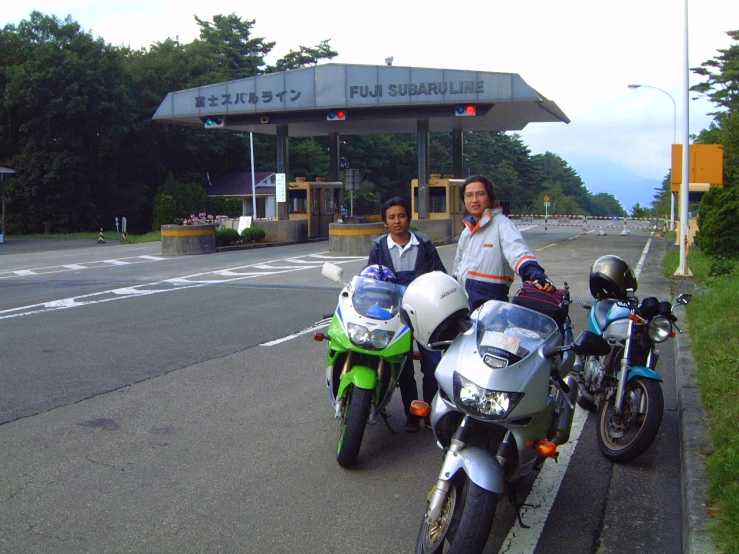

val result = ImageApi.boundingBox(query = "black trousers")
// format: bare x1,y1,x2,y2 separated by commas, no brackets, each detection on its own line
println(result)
398,342,441,417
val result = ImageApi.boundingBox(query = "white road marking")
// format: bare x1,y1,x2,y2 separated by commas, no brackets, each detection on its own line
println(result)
498,237,653,552
0,253,351,320
102,259,131,265
260,322,330,346
62,264,88,270
635,237,652,278
497,406,588,553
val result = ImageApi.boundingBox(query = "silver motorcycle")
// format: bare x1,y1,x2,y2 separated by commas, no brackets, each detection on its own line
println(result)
401,272,610,554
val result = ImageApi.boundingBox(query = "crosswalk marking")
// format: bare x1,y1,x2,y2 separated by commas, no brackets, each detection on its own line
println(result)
0,253,366,320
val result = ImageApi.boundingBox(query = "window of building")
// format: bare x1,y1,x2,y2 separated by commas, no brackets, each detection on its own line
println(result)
289,190,307,214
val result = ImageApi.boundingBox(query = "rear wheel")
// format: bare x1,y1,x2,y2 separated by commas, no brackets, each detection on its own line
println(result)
596,376,664,463
415,475,497,554
336,385,372,468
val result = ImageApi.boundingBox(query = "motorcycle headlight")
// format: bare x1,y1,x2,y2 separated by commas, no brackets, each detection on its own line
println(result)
369,329,394,349
348,323,370,346
453,373,524,420
347,323,395,350
647,315,673,343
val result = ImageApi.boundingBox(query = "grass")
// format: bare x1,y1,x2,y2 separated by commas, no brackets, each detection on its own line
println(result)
9,231,162,244
664,246,739,554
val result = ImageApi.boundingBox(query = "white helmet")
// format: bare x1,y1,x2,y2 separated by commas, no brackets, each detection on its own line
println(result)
401,272,471,350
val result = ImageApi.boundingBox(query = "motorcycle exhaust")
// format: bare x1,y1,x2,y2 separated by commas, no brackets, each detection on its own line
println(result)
577,382,597,411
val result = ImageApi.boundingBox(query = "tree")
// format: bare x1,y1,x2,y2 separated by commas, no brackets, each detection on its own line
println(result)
631,203,650,219
541,182,583,216
690,29,738,259
270,40,338,71
694,185,739,258
691,30,739,113
649,173,673,220
157,172,207,217
0,12,136,233
193,13,275,81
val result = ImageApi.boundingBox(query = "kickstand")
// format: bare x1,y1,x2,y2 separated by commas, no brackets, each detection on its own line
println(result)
379,410,398,434
508,484,533,529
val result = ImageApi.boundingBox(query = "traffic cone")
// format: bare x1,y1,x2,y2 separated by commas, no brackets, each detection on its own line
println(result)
97,228,106,243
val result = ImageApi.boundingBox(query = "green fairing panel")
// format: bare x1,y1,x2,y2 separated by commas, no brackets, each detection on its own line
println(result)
337,365,377,396
325,314,412,363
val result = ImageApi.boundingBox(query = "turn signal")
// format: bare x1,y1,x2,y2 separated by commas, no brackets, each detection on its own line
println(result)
410,400,430,418
412,351,422,360
314,333,326,341
536,440,558,458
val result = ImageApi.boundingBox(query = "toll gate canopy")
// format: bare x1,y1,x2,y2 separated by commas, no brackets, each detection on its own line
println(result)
152,63,569,135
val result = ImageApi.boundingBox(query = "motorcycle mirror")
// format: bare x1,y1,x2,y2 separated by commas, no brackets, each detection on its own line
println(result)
321,262,344,283
572,331,611,356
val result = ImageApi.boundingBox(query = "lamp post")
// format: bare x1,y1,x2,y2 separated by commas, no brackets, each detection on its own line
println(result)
628,83,677,231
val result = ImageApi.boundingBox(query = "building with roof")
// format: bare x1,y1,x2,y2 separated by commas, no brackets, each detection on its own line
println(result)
207,171,276,218
153,63,569,221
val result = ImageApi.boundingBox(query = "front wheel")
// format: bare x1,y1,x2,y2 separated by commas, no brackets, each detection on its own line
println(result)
596,376,664,463
415,474,497,554
336,385,372,468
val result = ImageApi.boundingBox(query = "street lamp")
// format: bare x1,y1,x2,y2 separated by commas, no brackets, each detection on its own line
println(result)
628,83,677,231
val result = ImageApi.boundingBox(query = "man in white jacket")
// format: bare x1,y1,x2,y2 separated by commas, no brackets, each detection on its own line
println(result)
453,174,556,311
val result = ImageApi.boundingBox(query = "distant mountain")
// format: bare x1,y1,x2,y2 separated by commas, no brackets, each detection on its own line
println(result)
568,159,663,213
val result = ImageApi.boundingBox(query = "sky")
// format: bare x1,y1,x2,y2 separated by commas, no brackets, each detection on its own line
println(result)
3,1,738,211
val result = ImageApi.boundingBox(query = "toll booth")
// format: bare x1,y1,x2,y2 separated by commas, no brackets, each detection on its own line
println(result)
411,175,466,237
288,177,344,239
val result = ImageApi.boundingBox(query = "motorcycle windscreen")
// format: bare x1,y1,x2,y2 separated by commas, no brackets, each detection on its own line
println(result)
351,277,405,321
475,301,559,366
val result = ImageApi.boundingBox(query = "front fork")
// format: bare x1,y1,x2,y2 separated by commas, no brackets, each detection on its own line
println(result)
613,317,636,415
425,416,474,523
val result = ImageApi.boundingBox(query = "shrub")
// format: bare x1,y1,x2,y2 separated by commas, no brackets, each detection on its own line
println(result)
152,194,177,231
206,196,242,218
708,256,738,277
241,226,266,243
694,186,739,259
216,228,240,246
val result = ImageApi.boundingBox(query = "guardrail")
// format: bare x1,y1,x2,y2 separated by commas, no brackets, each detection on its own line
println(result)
508,215,667,234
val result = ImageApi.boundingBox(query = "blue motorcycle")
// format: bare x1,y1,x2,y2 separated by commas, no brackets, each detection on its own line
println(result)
573,255,691,462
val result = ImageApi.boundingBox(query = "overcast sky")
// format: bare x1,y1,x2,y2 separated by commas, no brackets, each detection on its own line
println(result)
3,1,738,203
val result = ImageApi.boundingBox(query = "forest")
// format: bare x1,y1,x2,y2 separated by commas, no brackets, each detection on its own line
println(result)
1,11,722,234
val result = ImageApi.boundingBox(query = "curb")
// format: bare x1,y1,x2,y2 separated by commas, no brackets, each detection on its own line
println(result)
676,325,716,553
215,241,294,253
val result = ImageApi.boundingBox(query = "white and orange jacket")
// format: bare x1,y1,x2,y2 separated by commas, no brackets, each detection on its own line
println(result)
453,208,549,310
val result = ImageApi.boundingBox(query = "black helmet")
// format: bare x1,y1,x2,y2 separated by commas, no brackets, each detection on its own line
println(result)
589,255,638,300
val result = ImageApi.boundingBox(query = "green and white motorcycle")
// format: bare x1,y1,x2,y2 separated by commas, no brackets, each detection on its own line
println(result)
314,263,413,468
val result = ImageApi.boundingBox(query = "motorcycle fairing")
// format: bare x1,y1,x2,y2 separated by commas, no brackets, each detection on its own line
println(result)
325,313,412,357
429,386,550,483
588,300,630,335
616,365,663,383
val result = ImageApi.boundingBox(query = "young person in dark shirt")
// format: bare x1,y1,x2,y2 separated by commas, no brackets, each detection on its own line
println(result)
368,197,446,432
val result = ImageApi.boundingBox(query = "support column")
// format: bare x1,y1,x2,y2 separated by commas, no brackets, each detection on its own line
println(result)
329,133,340,183
452,129,464,178
417,119,430,219
276,125,289,220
